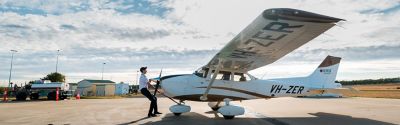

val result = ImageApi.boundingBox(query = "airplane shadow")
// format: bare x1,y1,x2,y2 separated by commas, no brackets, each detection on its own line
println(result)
117,111,395,125
117,117,151,125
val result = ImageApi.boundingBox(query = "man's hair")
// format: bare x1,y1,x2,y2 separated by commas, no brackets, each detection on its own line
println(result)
140,67,147,73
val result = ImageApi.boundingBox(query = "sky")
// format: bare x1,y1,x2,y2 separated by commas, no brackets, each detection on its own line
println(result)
0,0,399,86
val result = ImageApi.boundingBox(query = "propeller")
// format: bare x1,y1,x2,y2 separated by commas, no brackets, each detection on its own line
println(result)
153,68,162,96
151,69,181,105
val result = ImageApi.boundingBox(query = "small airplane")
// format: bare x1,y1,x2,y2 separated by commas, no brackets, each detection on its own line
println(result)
153,8,345,119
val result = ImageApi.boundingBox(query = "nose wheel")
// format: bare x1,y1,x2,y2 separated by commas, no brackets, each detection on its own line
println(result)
169,101,191,116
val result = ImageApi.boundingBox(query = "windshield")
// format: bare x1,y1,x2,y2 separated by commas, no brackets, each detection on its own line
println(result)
194,67,209,78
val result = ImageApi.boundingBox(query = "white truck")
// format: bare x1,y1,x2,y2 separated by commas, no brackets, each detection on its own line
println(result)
30,81,69,100
16,80,70,100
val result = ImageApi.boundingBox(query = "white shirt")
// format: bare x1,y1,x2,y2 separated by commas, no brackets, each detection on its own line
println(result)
139,74,148,89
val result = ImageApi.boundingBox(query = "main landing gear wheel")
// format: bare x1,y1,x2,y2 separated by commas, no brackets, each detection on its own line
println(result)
217,98,244,120
223,115,235,119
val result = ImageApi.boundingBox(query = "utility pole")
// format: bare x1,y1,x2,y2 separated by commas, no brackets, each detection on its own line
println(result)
136,71,139,85
101,62,106,80
8,50,17,89
136,70,139,92
56,50,60,73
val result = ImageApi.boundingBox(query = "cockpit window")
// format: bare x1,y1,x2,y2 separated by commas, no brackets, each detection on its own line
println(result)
195,68,253,82
220,71,231,81
233,73,250,82
194,68,209,78
209,71,232,81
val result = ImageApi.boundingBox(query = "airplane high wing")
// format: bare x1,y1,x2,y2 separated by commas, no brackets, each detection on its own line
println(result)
204,8,344,72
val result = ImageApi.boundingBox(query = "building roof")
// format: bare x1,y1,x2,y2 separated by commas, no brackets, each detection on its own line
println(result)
83,79,115,83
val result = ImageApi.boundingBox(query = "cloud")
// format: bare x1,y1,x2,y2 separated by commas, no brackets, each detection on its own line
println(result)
0,0,173,16
0,46,217,84
280,45,400,62
0,10,205,51
0,0,400,85
249,45,400,80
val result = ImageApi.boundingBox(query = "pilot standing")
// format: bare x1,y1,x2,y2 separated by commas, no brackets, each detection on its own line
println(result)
139,67,162,117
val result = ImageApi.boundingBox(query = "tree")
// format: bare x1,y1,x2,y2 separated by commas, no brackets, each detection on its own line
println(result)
42,72,66,82
0,87,5,94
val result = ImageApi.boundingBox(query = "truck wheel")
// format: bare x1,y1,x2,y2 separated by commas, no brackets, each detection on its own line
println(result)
16,91,28,101
30,93,39,100
47,91,56,100
60,95,67,100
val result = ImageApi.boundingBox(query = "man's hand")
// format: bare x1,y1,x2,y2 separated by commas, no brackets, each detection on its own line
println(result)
156,89,164,94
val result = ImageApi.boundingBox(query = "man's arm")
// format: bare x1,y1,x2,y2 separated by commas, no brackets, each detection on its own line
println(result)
147,79,163,93
147,79,155,89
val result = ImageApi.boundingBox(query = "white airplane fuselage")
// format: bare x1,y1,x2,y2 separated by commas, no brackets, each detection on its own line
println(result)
161,74,311,102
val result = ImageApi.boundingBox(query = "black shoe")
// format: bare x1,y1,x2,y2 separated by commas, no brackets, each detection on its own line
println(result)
148,114,156,117
154,112,162,114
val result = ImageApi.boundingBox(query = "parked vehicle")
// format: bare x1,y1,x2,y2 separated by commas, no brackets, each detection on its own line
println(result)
15,80,69,101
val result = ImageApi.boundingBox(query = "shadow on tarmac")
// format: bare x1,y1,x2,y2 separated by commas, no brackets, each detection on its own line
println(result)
119,112,395,125
0,99,55,103
117,117,151,125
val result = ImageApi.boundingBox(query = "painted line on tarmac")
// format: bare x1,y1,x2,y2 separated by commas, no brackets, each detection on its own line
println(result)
245,108,289,125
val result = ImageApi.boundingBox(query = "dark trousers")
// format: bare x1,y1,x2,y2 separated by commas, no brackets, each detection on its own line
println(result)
141,88,158,115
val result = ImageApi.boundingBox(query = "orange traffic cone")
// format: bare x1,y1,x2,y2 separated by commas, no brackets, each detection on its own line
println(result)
56,88,59,101
2,88,8,102
76,92,80,100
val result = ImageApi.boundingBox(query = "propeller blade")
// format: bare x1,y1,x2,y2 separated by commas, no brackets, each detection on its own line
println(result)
153,68,162,96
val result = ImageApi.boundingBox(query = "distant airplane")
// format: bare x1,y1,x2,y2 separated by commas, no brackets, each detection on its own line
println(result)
154,8,344,119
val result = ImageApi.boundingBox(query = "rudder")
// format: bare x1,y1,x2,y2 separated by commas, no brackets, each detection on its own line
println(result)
307,55,341,89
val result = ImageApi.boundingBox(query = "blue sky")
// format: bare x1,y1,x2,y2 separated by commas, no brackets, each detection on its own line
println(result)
0,0,171,16
0,0,400,86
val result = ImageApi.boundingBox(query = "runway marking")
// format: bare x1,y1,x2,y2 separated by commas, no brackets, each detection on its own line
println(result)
245,108,289,125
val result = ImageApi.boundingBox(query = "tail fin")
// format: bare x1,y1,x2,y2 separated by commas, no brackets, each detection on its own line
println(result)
308,55,341,89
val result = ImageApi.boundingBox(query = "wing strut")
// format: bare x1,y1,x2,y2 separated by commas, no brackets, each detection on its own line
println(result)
200,59,223,101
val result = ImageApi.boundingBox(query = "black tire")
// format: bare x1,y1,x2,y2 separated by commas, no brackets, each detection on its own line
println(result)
211,107,219,111
223,115,235,119
47,91,56,100
60,95,67,100
16,91,28,101
30,93,39,100
173,113,181,116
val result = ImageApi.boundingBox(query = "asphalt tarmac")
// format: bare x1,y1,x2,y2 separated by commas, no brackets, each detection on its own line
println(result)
0,97,399,125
